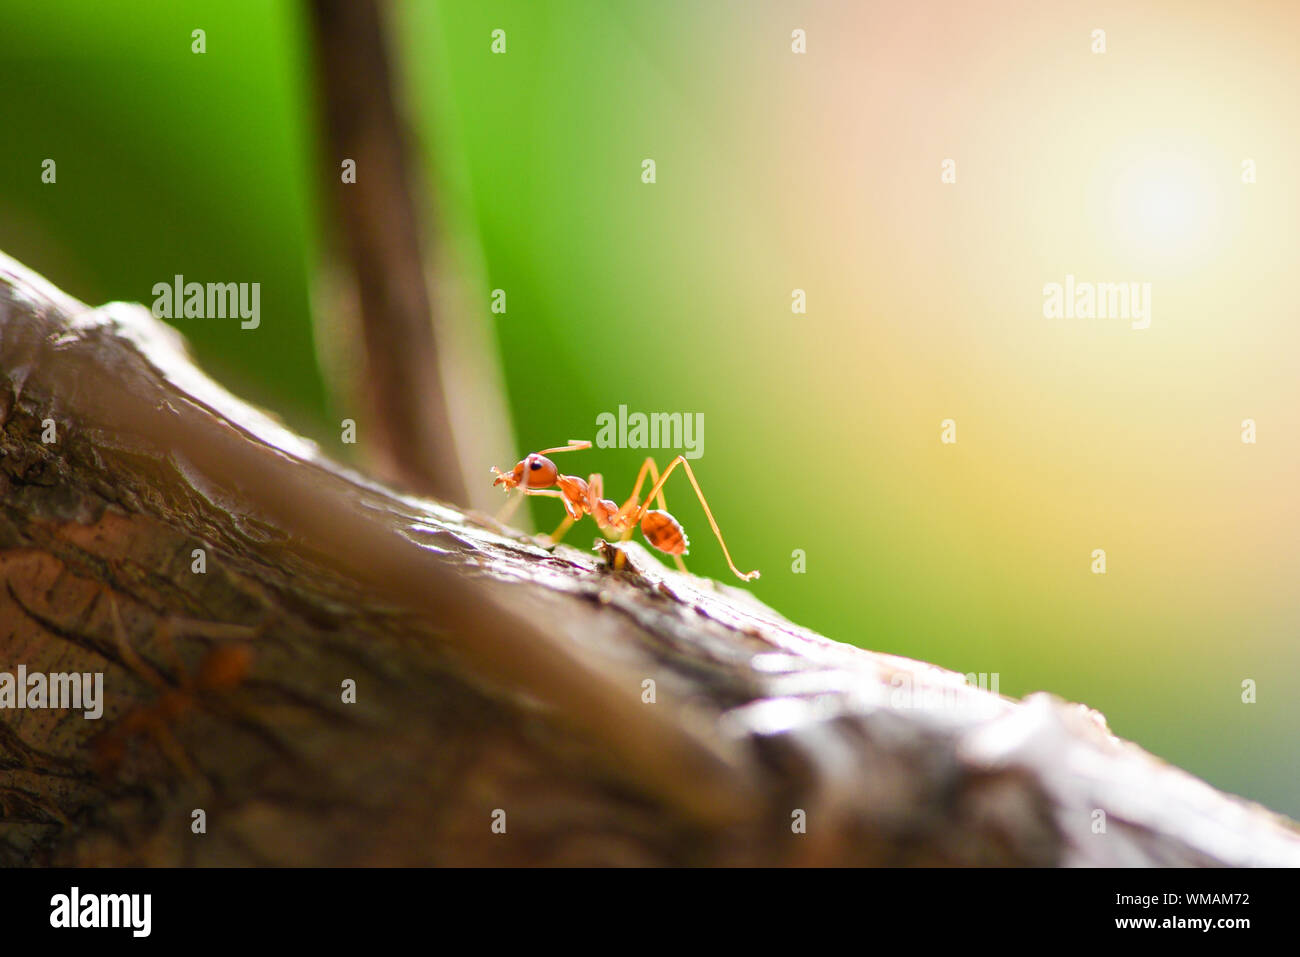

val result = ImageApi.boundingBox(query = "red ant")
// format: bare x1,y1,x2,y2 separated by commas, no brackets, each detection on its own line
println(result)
491,440,759,581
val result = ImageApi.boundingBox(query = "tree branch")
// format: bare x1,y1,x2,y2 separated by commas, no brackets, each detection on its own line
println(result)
1,252,1297,865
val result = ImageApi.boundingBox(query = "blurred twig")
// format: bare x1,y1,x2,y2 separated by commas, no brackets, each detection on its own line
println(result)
308,0,467,503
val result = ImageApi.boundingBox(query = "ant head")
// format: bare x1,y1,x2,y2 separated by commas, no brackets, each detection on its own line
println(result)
491,453,558,490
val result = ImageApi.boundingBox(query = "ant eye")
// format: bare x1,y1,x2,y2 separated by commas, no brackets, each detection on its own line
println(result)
529,461,541,471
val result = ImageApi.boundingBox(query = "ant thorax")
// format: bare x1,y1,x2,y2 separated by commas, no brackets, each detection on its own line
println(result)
556,474,588,506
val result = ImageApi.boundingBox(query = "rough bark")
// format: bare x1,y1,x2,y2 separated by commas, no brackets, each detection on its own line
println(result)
1,252,1297,867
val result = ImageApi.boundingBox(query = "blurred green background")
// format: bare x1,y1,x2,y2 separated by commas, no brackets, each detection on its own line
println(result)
1,0,1295,819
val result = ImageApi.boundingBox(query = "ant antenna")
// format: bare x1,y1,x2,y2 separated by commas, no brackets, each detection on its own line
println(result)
538,440,592,456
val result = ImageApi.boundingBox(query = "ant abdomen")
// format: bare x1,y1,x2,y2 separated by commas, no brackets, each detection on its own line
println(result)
641,509,689,555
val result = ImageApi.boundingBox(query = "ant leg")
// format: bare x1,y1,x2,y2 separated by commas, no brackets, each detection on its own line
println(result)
105,591,171,689
99,592,209,788
525,488,579,513
495,488,526,525
634,457,759,581
496,486,567,527
617,458,656,523
617,457,673,532
615,459,687,572
522,488,587,542
549,514,575,544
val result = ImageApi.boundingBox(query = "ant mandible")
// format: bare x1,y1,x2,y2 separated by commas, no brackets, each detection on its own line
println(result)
491,440,760,582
